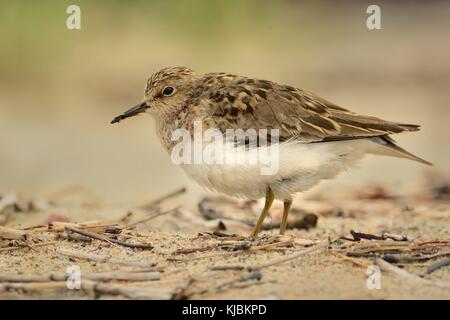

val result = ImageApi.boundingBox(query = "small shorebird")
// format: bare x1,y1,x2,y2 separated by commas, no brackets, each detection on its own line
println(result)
111,66,431,236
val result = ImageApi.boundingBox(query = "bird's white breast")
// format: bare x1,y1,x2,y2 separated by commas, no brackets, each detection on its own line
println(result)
179,139,371,200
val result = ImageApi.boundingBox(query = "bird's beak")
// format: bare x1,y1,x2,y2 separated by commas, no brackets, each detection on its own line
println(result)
111,102,149,124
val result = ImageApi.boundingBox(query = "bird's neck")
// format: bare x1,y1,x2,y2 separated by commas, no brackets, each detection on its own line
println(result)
154,105,191,153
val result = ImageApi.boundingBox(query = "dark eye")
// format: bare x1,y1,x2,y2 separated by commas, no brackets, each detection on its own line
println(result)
162,86,175,96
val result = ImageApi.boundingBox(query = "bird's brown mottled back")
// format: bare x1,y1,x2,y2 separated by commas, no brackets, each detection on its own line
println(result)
137,66,424,164
171,70,421,143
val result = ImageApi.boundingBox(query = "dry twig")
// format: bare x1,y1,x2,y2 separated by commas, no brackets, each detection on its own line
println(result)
248,240,329,271
65,226,153,250
167,239,294,262
172,245,216,255
124,207,180,229
0,271,161,282
55,248,157,268
0,241,56,252
140,187,186,211
375,258,450,289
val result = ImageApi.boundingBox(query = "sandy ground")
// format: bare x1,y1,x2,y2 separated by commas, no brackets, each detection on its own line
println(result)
1,1,449,301
0,179,449,300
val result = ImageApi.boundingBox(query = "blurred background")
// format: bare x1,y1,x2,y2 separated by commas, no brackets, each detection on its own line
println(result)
1,0,449,204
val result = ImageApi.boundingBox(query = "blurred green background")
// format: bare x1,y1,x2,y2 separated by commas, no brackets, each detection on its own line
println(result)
1,1,449,202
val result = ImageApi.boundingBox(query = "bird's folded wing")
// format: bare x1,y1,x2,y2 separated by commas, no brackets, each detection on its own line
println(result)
204,76,419,143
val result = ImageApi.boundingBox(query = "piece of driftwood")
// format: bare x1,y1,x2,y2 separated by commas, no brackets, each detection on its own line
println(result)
0,271,161,282
55,248,157,268
31,221,118,234
248,240,329,271
0,226,27,240
65,226,153,250
375,258,450,289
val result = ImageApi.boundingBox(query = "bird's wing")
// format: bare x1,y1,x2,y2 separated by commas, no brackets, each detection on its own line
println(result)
200,74,419,143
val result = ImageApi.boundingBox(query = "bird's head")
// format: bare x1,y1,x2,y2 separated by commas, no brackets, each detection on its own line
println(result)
111,66,197,124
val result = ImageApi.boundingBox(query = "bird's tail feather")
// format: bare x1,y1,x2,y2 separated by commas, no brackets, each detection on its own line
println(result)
368,136,432,166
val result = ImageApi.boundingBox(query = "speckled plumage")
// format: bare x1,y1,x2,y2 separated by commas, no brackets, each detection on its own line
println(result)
112,66,430,236
139,67,423,148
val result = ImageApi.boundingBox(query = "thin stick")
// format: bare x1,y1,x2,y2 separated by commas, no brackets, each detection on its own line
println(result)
0,282,67,292
350,243,450,255
141,187,186,210
65,226,153,250
167,239,294,262
210,265,245,271
124,207,180,229
0,241,56,252
351,240,412,251
248,240,329,271
333,252,371,268
55,248,157,268
32,221,118,233
383,251,450,264
0,271,161,282
375,258,450,289
172,245,215,255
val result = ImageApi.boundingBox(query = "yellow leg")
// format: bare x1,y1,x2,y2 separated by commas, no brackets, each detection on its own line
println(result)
279,199,293,235
250,188,275,237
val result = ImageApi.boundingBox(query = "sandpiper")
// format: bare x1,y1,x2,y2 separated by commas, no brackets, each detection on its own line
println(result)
111,66,431,236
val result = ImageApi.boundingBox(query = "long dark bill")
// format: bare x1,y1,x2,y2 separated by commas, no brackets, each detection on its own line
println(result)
111,102,149,124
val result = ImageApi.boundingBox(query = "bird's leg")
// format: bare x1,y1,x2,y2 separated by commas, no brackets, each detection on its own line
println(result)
279,199,293,235
250,188,275,237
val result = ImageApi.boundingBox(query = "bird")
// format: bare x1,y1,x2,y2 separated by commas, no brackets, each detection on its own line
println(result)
111,66,431,237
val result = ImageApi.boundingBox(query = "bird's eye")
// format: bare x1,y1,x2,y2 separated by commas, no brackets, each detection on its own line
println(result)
162,86,175,96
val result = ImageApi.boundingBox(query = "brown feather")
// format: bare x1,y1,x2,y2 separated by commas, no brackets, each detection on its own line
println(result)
197,73,421,143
